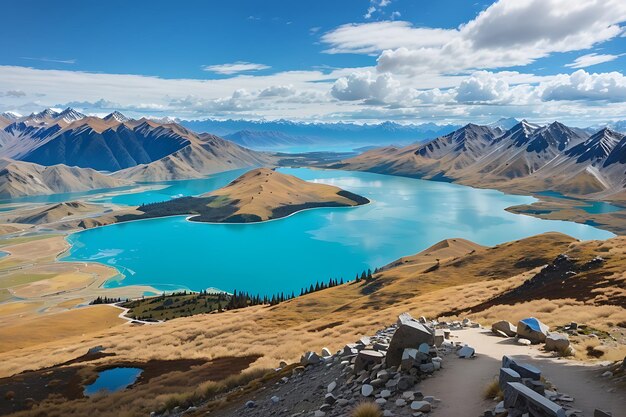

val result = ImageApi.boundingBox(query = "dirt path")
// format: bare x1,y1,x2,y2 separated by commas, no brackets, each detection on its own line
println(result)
422,327,624,417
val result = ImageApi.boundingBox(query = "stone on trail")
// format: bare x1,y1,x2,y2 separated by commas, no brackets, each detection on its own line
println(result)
499,367,521,391
410,400,431,412
517,317,549,343
504,382,566,417
355,349,385,372
545,333,570,352
517,338,532,346
457,345,475,358
388,313,435,367
361,384,374,397
594,409,613,417
492,320,517,337
270,395,280,404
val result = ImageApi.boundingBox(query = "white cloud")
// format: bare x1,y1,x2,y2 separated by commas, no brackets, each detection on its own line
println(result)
322,21,455,55
259,85,296,97
539,69,626,102
202,61,270,75
565,53,621,68
323,0,626,75
331,71,399,102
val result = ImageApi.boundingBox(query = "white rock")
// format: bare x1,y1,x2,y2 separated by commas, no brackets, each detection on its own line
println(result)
395,398,407,407
327,381,337,393
410,400,431,412
361,384,374,397
517,338,532,346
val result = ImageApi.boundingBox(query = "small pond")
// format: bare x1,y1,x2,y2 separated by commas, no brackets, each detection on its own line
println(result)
84,367,143,396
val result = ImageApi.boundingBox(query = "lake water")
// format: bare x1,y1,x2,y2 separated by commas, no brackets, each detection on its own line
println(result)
83,367,142,396
61,168,613,296
536,191,623,214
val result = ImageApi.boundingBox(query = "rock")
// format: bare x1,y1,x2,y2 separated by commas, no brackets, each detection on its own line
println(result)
504,382,566,417
594,410,613,417
494,401,506,414
388,313,435,367
418,343,430,354
245,400,256,408
601,371,613,378
324,393,336,405
355,350,385,372
321,347,332,357
457,345,475,358
383,410,394,417
434,329,445,347
328,381,337,393
545,333,570,352
492,320,517,337
395,398,407,407
499,367,521,391
523,378,545,395
301,351,321,366
410,401,431,412
419,363,435,373
270,395,280,404
279,360,287,368
517,317,549,343
320,404,332,412
337,399,349,406
314,411,326,417
361,384,374,397
397,376,416,391
381,389,392,398
517,338,532,346
370,378,384,388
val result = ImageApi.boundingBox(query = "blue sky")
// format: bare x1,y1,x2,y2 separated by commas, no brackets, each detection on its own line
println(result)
1,0,626,125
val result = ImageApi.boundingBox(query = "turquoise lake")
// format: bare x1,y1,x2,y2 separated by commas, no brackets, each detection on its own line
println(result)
62,168,614,296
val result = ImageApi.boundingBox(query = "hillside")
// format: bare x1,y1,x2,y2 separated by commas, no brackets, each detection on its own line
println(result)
1,232,623,416
0,201,102,225
0,159,129,199
337,121,626,202
223,130,315,149
112,134,274,182
0,109,274,179
113,168,369,223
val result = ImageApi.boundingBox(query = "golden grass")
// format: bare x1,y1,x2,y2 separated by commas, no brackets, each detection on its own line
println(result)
352,401,382,417
0,305,124,353
483,379,503,401
1,232,624,416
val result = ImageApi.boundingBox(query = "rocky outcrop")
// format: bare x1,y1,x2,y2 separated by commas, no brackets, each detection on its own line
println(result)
517,317,549,343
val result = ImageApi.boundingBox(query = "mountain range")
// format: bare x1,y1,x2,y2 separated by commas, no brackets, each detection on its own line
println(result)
180,118,462,146
0,109,272,196
337,121,626,202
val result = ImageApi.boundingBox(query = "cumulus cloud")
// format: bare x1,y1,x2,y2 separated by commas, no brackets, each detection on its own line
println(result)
331,72,398,102
202,61,270,75
539,69,626,102
323,0,626,75
565,53,621,69
259,85,296,97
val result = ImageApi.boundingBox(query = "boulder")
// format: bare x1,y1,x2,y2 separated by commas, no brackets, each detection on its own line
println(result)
387,313,435,367
517,317,549,343
300,351,321,366
499,367,521,391
492,320,517,337
457,345,475,358
354,349,385,372
504,382,566,417
397,376,416,391
411,401,431,412
434,329,445,347
361,384,374,397
545,333,570,352
321,347,332,357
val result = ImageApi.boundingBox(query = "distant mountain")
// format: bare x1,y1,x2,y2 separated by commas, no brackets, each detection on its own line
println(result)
180,119,461,146
223,130,315,149
0,159,129,199
0,108,273,180
588,120,626,135
339,120,626,200
488,117,519,131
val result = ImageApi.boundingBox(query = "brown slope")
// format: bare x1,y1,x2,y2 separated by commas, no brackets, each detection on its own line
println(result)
0,159,130,199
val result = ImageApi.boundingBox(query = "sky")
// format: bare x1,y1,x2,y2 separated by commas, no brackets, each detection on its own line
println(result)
1,0,626,125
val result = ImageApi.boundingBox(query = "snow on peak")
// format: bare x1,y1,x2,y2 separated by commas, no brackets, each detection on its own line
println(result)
55,107,86,123
104,111,130,123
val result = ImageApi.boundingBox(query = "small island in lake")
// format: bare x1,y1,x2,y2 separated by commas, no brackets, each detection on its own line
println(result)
118,168,369,224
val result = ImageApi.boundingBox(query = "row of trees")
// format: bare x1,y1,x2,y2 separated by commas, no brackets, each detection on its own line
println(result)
90,296,127,305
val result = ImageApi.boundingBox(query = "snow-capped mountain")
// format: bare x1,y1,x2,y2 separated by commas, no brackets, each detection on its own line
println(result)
104,111,130,123
55,107,86,124
566,128,623,164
